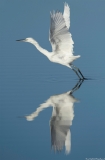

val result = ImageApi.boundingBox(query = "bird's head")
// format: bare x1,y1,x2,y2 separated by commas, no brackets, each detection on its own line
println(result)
16,37,35,43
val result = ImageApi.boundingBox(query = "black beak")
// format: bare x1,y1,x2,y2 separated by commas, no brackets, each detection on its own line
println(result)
16,39,25,41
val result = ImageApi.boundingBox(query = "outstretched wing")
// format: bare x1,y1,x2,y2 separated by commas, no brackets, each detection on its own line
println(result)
49,5,74,56
63,2,70,29
50,116,70,152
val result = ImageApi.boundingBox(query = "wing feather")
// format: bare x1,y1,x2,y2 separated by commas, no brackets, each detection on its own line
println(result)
50,116,69,151
63,2,70,29
49,6,74,56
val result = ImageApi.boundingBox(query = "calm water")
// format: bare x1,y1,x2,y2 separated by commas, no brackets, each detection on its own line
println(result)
1,1,105,160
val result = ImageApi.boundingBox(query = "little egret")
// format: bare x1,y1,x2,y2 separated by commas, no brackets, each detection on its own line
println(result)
17,3,85,79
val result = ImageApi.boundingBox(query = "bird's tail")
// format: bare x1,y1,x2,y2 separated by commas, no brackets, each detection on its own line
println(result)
69,55,80,62
74,55,80,59
73,55,81,61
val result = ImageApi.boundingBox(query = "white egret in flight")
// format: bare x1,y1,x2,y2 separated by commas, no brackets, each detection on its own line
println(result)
23,79,84,154
16,3,85,79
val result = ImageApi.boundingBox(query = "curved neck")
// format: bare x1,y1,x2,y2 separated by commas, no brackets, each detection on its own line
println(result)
25,99,52,121
29,40,52,59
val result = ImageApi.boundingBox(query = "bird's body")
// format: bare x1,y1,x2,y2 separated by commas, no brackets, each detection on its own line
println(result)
17,3,85,79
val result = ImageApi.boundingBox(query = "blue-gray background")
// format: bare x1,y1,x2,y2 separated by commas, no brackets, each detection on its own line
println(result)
0,0,105,160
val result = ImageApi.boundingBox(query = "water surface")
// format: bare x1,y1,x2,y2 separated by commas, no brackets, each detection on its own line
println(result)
1,0,105,160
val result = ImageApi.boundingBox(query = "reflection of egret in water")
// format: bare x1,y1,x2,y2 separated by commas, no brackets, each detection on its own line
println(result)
24,80,84,154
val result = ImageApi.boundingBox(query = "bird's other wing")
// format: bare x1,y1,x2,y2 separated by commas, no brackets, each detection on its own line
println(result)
49,10,74,56
63,2,70,29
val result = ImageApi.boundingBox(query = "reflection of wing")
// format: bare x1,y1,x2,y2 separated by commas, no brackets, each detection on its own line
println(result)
50,116,70,152
49,92,78,154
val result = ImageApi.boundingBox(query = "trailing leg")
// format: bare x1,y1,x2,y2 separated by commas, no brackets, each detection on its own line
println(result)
72,68,81,79
70,64,85,79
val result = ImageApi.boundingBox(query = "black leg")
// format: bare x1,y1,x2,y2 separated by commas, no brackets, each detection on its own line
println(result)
77,68,85,79
72,68,81,79
70,64,85,79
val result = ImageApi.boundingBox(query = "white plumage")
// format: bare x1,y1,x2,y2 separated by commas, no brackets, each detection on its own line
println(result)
24,80,83,154
63,3,70,29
